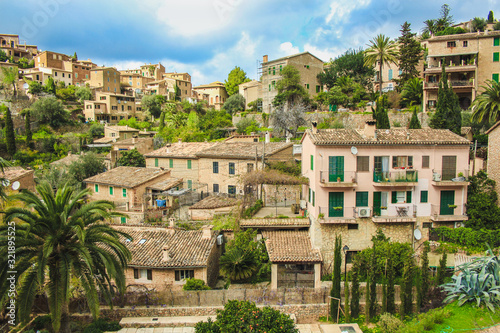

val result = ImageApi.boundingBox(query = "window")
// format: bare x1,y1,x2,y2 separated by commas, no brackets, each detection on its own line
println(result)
388,69,393,81
442,156,457,180
111,106,118,110
120,216,126,224
229,162,235,175
392,156,413,168
175,270,194,281
493,74,499,83
357,156,369,172
348,224,359,230
308,188,311,202
495,37,500,46
356,192,369,207
273,67,275,75
422,156,430,168
421,190,428,203
187,180,192,189
494,52,499,62
247,163,254,173
169,159,173,168
269,84,271,91
213,161,219,173
55,72,58,77
228,185,236,195
392,191,412,203
316,85,321,93
213,184,219,193
109,186,114,195
187,160,192,169
463,41,468,47
447,41,456,48
305,83,310,89
154,158,159,167
310,155,314,171
134,269,152,280
94,184,99,193
122,188,127,197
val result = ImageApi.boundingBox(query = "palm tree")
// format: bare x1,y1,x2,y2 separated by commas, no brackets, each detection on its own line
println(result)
220,247,259,282
0,183,131,333
422,19,438,35
1,66,19,97
401,78,423,107
364,34,399,95
472,80,500,123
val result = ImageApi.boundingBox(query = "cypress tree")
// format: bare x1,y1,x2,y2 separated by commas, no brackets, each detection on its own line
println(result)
369,243,378,318
488,11,494,23
3,104,16,157
25,110,34,150
159,111,166,131
45,76,56,95
377,108,390,129
415,270,422,313
330,235,342,318
365,275,371,324
344,270,351,323
400,256,414,318
420,242,431,308
408,106,421,129
436,252,448,286
350,261,360,318
386,254,396,314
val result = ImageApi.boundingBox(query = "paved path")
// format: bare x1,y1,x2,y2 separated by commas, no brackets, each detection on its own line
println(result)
112,324,331,333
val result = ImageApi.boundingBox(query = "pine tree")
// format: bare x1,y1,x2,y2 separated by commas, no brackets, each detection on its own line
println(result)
408,106,421,129
420,242,431,309
429,64,462,134
350,262,360,318
436,252,448,286
25,110,34,150
45,76,56,95
369,244,378,318
3,104,16,157
396,22,423,89
330,235,342,318
386,255,396,314
344,271,351,323
400,256,414,318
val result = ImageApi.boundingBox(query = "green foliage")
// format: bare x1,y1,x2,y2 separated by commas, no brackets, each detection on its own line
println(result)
16,57,34,69
472,17,488,32
494,22,500,31
31,96,70,129
397,307,451,333
408,106,422,129
318,48,375,90
344,272,351,322
225,66,251,96
331,235,342,317
44,76,56,95
142,94,165,118
68,151,106,184
400,255,415,318
28,80,44,95
117,117,150,130
75,86,93,102
466,170,500,230
435,227,500,251
472,80,500,124
273,65,309,106
488,11,495,23
243,199,263,218
369,242,378,318
375,105,390,129
183,278,211,290
25,110,34,150
1,65,18,96
117,148,146,167
2,104,16,157
429,64,462,134
401,78,423,107
434,27,467,36
56,84,76,101
0,50,7,62
377,313,403,333
88,122,105,138
83,318,121,333
316,76,368,110
267,160,301,177
223,93,246,115
396,22,423,89
271,103,307,138
195,300,298,333
236,116,259,134
420,242,431,311
350,261,361,318
158,111,166,130
248,98,262,112
436,252,448,286
212,214,237,230
386,253,396,314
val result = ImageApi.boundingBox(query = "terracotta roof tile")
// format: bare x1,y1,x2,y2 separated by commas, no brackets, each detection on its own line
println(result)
147,178,183,191
83,166,170,188
112,225,219,268
262,230,322,263
144,142,221,159
196,142,293,159
306,128,471,146
189,195,239,210
240,218,310,228
2,167,33,182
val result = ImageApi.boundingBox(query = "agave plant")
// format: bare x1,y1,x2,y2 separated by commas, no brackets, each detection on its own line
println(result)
442,249,500,311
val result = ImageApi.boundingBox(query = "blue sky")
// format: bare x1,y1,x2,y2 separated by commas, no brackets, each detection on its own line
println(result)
1,0,497,85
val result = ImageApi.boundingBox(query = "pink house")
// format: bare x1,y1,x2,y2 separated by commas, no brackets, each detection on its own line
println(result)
301,121,471,265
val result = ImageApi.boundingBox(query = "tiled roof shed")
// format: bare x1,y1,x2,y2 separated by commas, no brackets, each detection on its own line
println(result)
83,166,170,188
189,195,239,210
144,142,221,159
240,218,310,229
195,142,293,159
112,225,219,268
262,230,322,263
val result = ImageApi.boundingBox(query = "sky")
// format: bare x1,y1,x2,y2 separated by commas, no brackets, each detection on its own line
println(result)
0,0,497,86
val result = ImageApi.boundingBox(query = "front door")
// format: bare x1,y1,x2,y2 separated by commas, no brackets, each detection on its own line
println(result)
440,190,455,215
329,192,344,217
329,156,344,182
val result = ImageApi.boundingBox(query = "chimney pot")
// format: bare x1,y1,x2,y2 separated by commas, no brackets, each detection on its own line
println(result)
312,121,318,134
364,120,377,139
162,246,170,261
263,55,268,63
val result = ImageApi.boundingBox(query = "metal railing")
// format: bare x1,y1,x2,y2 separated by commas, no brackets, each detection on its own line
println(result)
372,204,417,218
433,170,469,182
320,171,357,184
431,203,466,217
318,206,356,219
373,170,418,183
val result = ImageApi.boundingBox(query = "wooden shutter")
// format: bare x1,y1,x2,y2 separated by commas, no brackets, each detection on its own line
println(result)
134,269,139,279
408,156,413,167
406,191,412,203
392,156,398,168
147,269,152,280
391,191,397,203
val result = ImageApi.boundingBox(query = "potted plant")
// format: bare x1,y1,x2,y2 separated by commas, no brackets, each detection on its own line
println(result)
318,213,325,219
337,177,341,182
334,206,343,211
448,204,457,209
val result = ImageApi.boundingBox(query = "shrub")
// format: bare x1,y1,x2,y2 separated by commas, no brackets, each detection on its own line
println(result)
243,199,263,218
377,313,403,333
183,278,211,290
83,318,121,333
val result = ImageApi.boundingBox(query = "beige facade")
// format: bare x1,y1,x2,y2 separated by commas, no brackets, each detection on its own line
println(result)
423,31,500,111
2,167,35,192
239,80,262,110
119,71,154,92
31,51,95,86
260,52,324,113
84,92,142,123
192,81,228,110
0,34,37,61
88,67,121,93
486,121,500,197
108,137,155,168
140,63,166,81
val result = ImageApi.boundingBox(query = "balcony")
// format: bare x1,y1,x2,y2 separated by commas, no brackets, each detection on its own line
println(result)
431,204,468,222
373,170,418,186
424,80,474,90
319,171,357,188
318,206,356,224
431,170,469,187
372,205,417,223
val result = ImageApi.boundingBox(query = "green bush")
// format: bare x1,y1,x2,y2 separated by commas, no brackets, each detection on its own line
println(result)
183,278,211,290
33,314,52,331
243,199,263,218
397,307,451,333
435,227,500,251
377,313,403,333
83,318,121,333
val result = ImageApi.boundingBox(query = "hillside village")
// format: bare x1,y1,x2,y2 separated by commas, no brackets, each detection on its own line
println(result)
3,4,500,333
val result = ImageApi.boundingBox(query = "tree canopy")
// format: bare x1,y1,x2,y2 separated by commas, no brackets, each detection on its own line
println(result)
472,80,500,124
223,93,246,115
272,65,309,107
364,34,398,95
31,96,70,129
225,66,251,96
465,170,500,230
117,148,146,167
141,94,165,118
396,22,423,89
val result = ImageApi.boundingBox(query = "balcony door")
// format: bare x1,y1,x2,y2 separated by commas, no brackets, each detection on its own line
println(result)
329,192,344,217
374,156,389,182
373,191,388,216
440,190,455,215
329,156,344,182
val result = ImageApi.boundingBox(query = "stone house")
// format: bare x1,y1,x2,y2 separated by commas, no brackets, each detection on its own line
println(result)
188,195,239,221
113,224,221,291
0,34,37,61
84,92,143,124
87,67,121,94
192,81,228,110
302,121,471,266
108,137,155,169
238,80,262,110
2,167,35,192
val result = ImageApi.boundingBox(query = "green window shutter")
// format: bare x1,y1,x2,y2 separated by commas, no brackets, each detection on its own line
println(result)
187,160,192,169
316,85,320,93
269,84,271,91
95,184,99,193
493,74,499,83
495,37,500,46
494,52,499,62
109,187,113,195
312,191,315,207
420,190,428,203
391,191,397,204
120,217,126,224
373,192,381,216
169,159,173,168
310,155,314,171
309,188,311,202
155,158,158,167
356,192,368,207
406,191,412,203
122,188,127,197
187,180,192,189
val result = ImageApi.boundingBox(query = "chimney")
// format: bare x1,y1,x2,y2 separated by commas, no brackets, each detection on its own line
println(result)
364,120,377,139
169,217,175,228
68,151,72,156
265,131,270,143
311,121,318,134
132,137,137,144
202,225,213,239
162,246,170,261
263,55,268,63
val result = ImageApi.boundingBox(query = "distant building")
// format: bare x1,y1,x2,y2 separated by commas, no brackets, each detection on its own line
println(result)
83,92,142,123
2,167,35,192
192,81,228,110
88,67,121,93
0,34,37,61
239,80,262,110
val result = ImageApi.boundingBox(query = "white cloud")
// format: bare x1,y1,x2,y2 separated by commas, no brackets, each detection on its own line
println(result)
326,0,372,24
279,42,300,56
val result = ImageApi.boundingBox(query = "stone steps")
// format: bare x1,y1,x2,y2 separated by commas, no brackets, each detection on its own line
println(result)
119,316,215,328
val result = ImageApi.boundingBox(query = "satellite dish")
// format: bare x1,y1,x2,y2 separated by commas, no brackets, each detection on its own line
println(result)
11,181,20,191
414,228,422,241
351,146,358,155
1,179,10,187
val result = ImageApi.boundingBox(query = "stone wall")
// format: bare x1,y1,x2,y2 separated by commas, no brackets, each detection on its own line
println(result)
488,125,500,199
262,184,302,206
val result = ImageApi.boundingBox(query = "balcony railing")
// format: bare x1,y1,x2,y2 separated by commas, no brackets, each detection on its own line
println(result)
372,204,417,218
320,171,357,185
318,206,356,221
373,170,418,184
432,170,469,183
431,204,467,221
424,80,474,89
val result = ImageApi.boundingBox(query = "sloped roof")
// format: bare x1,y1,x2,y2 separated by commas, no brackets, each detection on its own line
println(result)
196,142,293,159
486,121,500,135
264,51,324,64
193,81,225,89
304,128,471,146
50,153,83,166
2,167,33,182
83,166,170,188
263,230,322,263
105,126,140,132
189,195,239,210
112,225,219,268
144,142,221,159
146,178,183,191
240,218,310,228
